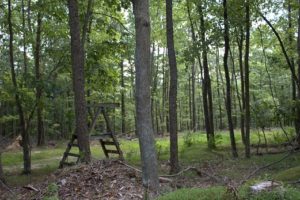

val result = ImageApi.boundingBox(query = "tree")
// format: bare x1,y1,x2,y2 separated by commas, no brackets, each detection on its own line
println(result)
223,0,238,157
8,0,31,174
68,0,91,163
297,0,300,145
35,5,45,146
132,0,159,192
166,0,180,174
198,2,215,148
244,0,251,158
120,60,126,134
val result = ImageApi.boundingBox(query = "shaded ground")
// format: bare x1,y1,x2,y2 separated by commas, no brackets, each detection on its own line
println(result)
1,159,222,200
1,160,144,200
1,131,300,199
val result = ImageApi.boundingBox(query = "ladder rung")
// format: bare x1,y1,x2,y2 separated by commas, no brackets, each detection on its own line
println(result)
70,143,79,147
61,162,75,166
102,141,116,146
106,149,120,154
65,153,80,158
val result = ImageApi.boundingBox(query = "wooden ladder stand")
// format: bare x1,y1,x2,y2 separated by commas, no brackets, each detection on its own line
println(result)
59,103,123,169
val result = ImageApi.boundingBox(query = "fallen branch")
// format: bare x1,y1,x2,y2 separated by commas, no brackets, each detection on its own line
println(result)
240,149,299,185
0,179,14,196
118,161,220,183
118,161,172,182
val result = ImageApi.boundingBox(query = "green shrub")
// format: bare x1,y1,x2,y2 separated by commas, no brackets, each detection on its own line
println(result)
43,183,59,200
183,132,195,147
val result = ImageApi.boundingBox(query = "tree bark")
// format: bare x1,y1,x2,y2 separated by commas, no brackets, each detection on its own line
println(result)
21,0,28,75
244,0,251,158
0,153,4,183
198,3,215,148
120,60,126,134
237,28,246,145
132,0,159,192
223,0,238,158
166,0,180,174
35,8,45,146
68,0,91,163
215,47,224,130
8,0,31,174
297,0,300,145
192,63,196,132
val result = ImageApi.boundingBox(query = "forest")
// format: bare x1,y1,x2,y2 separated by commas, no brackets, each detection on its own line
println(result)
0,0,300,199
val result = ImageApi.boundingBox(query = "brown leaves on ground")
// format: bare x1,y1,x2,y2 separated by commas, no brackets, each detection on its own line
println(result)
56,160,144,200
2,160,145,200
0,160,219,200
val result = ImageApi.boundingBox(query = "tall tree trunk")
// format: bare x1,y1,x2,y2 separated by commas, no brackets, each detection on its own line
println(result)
198,3,215,148
188,74,192,130
8,0,31,174
132,0,159,192
162,50,166,134
191,62,196,132
68,0,91,163
35,9,45,146
120,60,126,134
297,0,300,145
223,0,238,158
186,0,198,132
151,43,156,135
21,0,28,75
215,47,223,129
237,29,246,145
229,48,242,130
244,0,251,157
287,0,298,135
166,0,179,174
0,153,4,183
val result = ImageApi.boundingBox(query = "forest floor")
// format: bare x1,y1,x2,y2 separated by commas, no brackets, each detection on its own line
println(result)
1,129,300,199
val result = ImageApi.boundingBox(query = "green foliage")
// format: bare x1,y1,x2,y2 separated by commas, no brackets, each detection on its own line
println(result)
43,183,59,200
183,132,195,147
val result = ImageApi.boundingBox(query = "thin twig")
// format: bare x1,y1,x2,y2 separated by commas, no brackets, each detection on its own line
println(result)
0,179,14,195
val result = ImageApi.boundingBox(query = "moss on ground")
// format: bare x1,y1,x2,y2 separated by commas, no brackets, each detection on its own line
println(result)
273,166,300,182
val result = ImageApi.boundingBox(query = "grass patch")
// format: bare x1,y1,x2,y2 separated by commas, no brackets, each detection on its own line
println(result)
158,185,300,200
157,187,226,200
273,166,300,182
2,128,299,187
